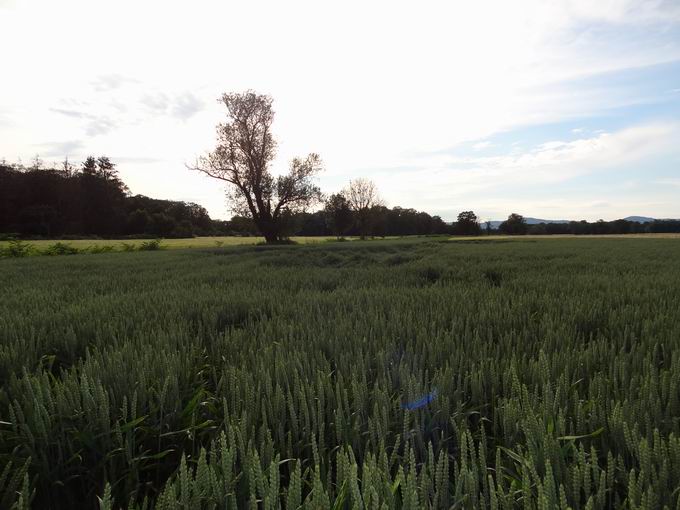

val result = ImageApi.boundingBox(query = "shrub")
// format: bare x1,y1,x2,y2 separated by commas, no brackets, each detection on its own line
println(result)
139,239,164,251
1,239,34,257
88,244,115,254
120,242,137,252
42,242,80,256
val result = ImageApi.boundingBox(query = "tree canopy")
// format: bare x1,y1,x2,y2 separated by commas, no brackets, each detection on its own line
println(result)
499,213,528,235
0,159,218,238
456,211,481,235
190,91,323,243
344,178,383,239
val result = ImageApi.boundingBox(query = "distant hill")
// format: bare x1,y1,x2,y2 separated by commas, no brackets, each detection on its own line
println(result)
486,217,570,228
623,216,656,223
525,217,571,225
486,216,668,228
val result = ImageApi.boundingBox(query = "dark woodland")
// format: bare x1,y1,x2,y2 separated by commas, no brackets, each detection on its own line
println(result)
2,157,679,239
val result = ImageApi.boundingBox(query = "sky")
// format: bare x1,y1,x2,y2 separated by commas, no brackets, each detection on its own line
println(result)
0,0,679,222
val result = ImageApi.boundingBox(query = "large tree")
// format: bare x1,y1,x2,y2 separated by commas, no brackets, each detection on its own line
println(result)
344,178,382,239
499,213,528,235
456,210,481,235
324,193,353,239
190,91,323,243
80,156,129,235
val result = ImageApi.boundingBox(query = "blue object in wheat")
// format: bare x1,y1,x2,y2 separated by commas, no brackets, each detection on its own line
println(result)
402,388,438,410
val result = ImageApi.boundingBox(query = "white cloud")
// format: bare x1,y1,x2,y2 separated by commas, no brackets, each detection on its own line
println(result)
34,140,84,157
656,178,680,187
403,123,677,182
91,74,138,92
499,124,675,176
473,141,493,150
171,92,204,121
372,122,680,220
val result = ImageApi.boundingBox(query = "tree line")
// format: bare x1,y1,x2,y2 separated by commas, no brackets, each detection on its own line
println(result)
477,213,680,236
3,91,677,241
0,157,219,238
0,157,452,239
3,157,678,240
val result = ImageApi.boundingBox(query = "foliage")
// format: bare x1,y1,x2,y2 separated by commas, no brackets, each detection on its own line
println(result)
1,238,680,508
139,239,164,251
0,159,218,239
88,244,116,254
344,178,383,239
0,239,34,257
42,242,80,256
324,193,354,238
190,91,323,243
456,211,481,235
526,218,680,236
499,213,528,235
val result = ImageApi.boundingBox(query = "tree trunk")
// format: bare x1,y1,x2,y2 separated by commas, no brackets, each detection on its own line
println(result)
257,217,280,244
263,231,278,243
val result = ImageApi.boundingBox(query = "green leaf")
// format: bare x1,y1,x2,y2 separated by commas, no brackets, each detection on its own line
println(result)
390,478,401,495
331,480,347,510
120,415,147,433
557,427,604,441
181,387,205,419
136,449,175,461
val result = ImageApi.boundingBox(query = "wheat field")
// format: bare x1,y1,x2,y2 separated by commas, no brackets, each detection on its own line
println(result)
1,237,679,508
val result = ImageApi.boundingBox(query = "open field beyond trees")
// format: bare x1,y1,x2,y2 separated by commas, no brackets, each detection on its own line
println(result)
0,236,349,254
1,237,680,508
2,233,680,257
